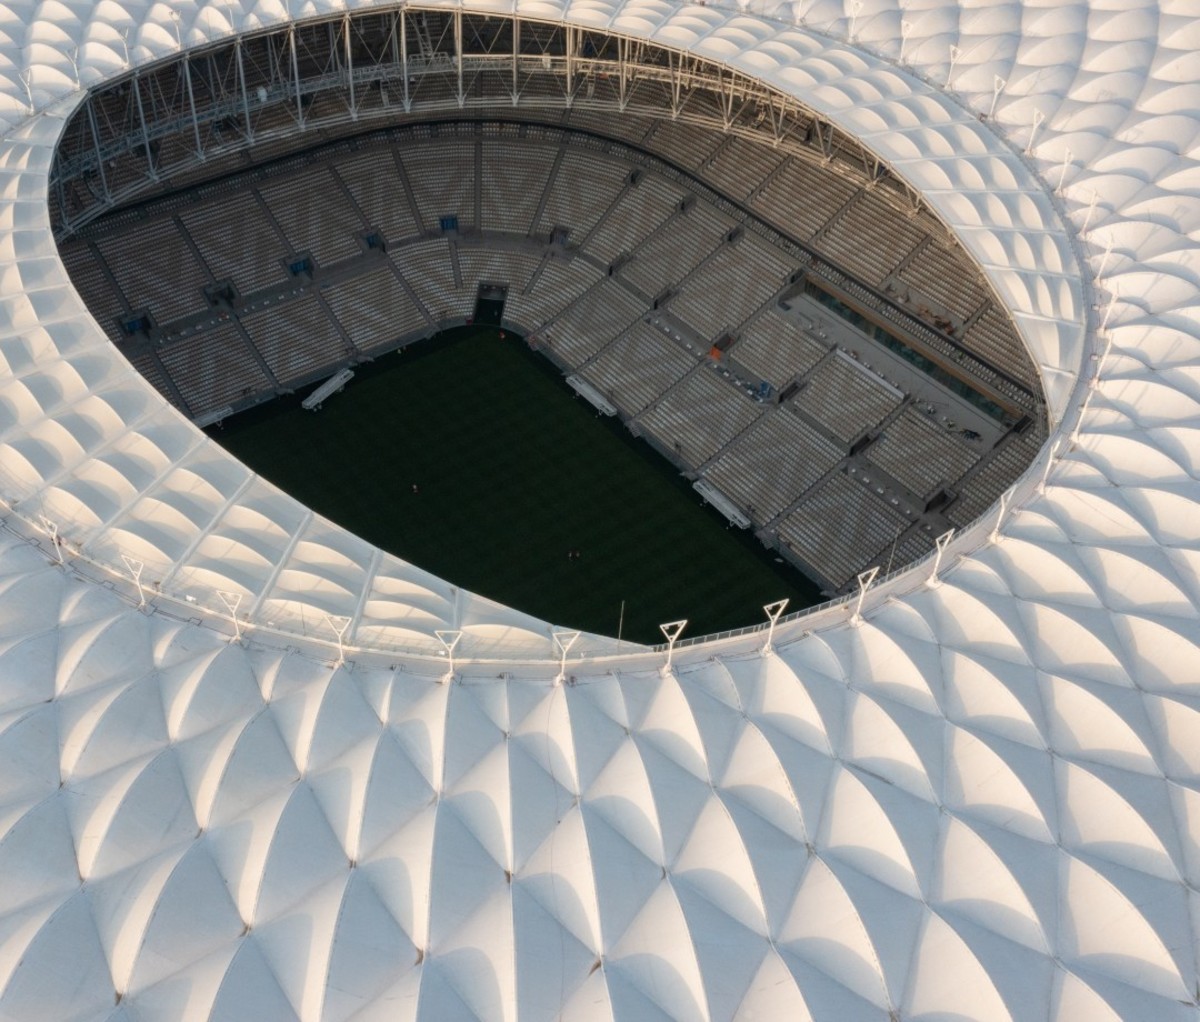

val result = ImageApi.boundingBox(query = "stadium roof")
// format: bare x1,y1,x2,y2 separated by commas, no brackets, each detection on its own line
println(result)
0,0,1197,1019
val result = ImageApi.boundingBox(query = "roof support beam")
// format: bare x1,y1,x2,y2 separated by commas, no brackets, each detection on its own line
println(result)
235,38,253,143
346,548,381,647
247,510,313,619
814,117,834,161
455,9,464,108
720,68,736,130
344,13,357,118
131,74,158,181
863,152,885,185
618,36,630,111
182,56,204,160
669,50,683,116
289,24,304,129
512,16,519,103
565,24,575,105
85,99,110,203
399,10,410,111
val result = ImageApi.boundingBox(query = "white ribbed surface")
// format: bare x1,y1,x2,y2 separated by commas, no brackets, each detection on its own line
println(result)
0,1,1197,1019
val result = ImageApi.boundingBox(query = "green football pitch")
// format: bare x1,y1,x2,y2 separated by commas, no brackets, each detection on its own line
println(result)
213,325,821,645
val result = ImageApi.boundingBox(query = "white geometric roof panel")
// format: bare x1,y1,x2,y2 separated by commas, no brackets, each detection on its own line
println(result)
0,0,1196,1019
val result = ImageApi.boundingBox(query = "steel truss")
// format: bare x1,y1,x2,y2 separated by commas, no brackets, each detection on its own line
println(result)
51,7,876,238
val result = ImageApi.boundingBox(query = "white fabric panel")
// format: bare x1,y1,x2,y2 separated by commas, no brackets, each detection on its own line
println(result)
0,0,1192,1019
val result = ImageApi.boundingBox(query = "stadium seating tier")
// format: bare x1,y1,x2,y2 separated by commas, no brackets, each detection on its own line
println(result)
62,119,1041,591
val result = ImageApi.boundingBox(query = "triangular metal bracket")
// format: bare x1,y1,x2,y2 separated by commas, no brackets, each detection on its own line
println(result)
761,598,790,654
552,630,580,684
660,619,687,674
435,629,463,683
